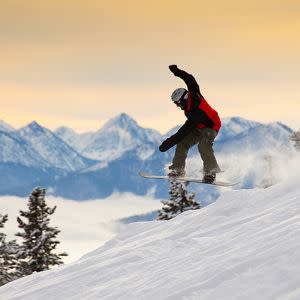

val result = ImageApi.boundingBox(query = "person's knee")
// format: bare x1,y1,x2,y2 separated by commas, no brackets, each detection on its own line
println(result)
177,142,190,153
198,144,215,159
198,141,212,153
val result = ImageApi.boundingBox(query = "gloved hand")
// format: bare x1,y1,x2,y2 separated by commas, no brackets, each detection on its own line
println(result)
169,64,179,75
159,138,175,152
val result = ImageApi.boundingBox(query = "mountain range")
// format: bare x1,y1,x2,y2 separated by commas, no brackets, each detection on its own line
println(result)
0,114,294,202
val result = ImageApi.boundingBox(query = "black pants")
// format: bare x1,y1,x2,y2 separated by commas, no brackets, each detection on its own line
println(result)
171,128,220,174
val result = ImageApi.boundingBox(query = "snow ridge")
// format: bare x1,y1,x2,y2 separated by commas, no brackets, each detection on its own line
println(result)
17,122,91,172
0,120,14,132
0,130,49,167
79,113,162,161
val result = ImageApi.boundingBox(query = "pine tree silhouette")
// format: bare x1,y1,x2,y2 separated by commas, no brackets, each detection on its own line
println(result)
157,180,200,220
16,187,67,275
0,214,20,286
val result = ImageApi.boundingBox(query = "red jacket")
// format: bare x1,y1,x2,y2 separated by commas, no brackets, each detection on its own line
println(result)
168,67,221,146
185,93,221,131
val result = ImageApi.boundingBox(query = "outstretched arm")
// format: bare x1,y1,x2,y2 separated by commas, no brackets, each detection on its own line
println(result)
159,119,198,152
169,65,201,95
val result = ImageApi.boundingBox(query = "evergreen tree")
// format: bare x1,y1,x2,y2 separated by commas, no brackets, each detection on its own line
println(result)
0,214,20,286
16,187,67,275
290,130,300,151
157,180,200,220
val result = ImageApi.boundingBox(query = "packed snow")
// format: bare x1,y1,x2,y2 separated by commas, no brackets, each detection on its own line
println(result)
1,158,299,300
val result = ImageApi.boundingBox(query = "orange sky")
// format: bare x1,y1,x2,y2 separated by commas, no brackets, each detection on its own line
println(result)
0,0,299,133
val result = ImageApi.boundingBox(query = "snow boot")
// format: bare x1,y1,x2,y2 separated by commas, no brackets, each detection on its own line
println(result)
202,172,216,184
168,167,185,179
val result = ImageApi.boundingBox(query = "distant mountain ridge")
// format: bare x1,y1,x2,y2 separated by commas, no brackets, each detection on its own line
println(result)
0,114,294,201
0,130,47,167
216,122,293,153
0,120,14,132
216,117,262,142
17,121,92,172
55,113,162,161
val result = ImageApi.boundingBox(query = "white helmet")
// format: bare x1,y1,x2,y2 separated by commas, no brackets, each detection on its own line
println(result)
171,88,188,103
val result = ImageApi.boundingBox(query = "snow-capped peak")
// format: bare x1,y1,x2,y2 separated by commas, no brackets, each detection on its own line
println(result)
17,122,91,172
27,120,40,128
80,113,162,161
102,113,139,130
19,121,48,136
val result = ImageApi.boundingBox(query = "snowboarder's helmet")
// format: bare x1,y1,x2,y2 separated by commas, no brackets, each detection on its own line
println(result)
171,88,188,103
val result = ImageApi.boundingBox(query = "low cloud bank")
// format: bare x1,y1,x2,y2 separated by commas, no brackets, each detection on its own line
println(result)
0,193,162,263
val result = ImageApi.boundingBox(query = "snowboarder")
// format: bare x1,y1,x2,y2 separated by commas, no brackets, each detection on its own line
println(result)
159,65,221,184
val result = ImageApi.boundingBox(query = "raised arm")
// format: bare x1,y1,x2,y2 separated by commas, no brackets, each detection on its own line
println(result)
169,65,201,95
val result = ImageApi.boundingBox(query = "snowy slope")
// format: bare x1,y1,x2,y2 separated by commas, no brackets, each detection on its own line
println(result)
1,158,299,300
54,126,95,153
17,122,92,172
0,130,49,167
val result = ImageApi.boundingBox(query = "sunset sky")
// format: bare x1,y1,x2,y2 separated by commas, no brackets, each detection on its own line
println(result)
1,0,299,133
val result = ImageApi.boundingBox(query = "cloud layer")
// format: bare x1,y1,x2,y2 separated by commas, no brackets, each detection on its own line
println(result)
0,192,162,263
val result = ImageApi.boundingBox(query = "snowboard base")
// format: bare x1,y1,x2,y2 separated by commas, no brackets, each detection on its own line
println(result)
139,172,239,187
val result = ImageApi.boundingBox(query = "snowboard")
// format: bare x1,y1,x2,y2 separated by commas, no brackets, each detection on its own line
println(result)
139,172,239,187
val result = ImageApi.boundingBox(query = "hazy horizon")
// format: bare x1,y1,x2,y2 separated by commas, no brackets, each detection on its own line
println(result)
1,113,298,135
1,1,299,132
